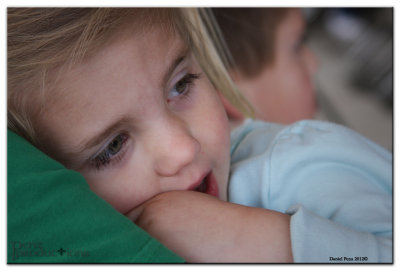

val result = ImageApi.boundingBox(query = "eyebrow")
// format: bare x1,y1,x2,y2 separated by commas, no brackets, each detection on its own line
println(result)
70,45,190,160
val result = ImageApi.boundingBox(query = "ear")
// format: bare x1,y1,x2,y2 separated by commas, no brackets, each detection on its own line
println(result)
218,92,245,122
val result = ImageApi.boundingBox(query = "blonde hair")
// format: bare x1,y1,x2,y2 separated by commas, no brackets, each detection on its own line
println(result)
177,8,254,118
7,8,253,148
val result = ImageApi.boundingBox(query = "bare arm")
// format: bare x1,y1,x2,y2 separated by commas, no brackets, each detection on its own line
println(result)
128,191,293,263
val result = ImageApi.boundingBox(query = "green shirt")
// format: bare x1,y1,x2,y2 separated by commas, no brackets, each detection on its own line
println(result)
7,130,184,263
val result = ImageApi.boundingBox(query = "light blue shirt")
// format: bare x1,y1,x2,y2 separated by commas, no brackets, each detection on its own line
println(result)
229,119,392,263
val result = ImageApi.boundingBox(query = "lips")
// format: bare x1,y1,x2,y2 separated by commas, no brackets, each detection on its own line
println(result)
191,172,219,198
195,178,208,193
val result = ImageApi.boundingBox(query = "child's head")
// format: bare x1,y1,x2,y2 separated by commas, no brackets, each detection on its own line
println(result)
8,8,247,215
214,8,318,124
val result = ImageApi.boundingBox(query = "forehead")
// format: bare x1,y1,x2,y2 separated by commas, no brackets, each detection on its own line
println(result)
49,22,182,103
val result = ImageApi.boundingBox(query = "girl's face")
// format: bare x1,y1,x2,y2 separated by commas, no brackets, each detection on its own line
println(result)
36,25,231,217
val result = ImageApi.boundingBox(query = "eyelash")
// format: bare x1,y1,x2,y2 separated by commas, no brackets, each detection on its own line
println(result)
168,73,200,102
90,133,129,171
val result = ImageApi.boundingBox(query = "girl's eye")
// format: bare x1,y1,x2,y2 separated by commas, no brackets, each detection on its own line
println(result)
90,133,129,170
168,73,200,100
108,136,123,154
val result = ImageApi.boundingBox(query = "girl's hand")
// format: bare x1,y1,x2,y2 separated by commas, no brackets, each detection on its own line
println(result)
129,190,293,263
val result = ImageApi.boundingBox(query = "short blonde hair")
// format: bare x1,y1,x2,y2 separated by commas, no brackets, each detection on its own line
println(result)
7,8,253,148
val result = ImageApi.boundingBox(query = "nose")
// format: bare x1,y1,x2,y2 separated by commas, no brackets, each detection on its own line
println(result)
152,115,200,177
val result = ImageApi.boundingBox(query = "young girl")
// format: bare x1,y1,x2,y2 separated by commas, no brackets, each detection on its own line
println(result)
8,8,392,263
213,8,318,126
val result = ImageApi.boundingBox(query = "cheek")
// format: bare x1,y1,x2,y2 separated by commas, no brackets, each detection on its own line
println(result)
201,89,231,194
81,161,157,214
291,58,315,91
202,89,230,150
190,79,231,187
291,66,316,107
279,62,316,119
276,59,311,97
193,78,230,138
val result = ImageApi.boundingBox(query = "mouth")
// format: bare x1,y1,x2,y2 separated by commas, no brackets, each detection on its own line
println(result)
191,171,219,198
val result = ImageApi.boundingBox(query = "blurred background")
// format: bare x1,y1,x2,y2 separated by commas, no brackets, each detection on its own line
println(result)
304,8,393,151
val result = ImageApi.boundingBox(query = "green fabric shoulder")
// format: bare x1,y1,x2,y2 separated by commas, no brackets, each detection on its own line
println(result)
7,130,184,263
